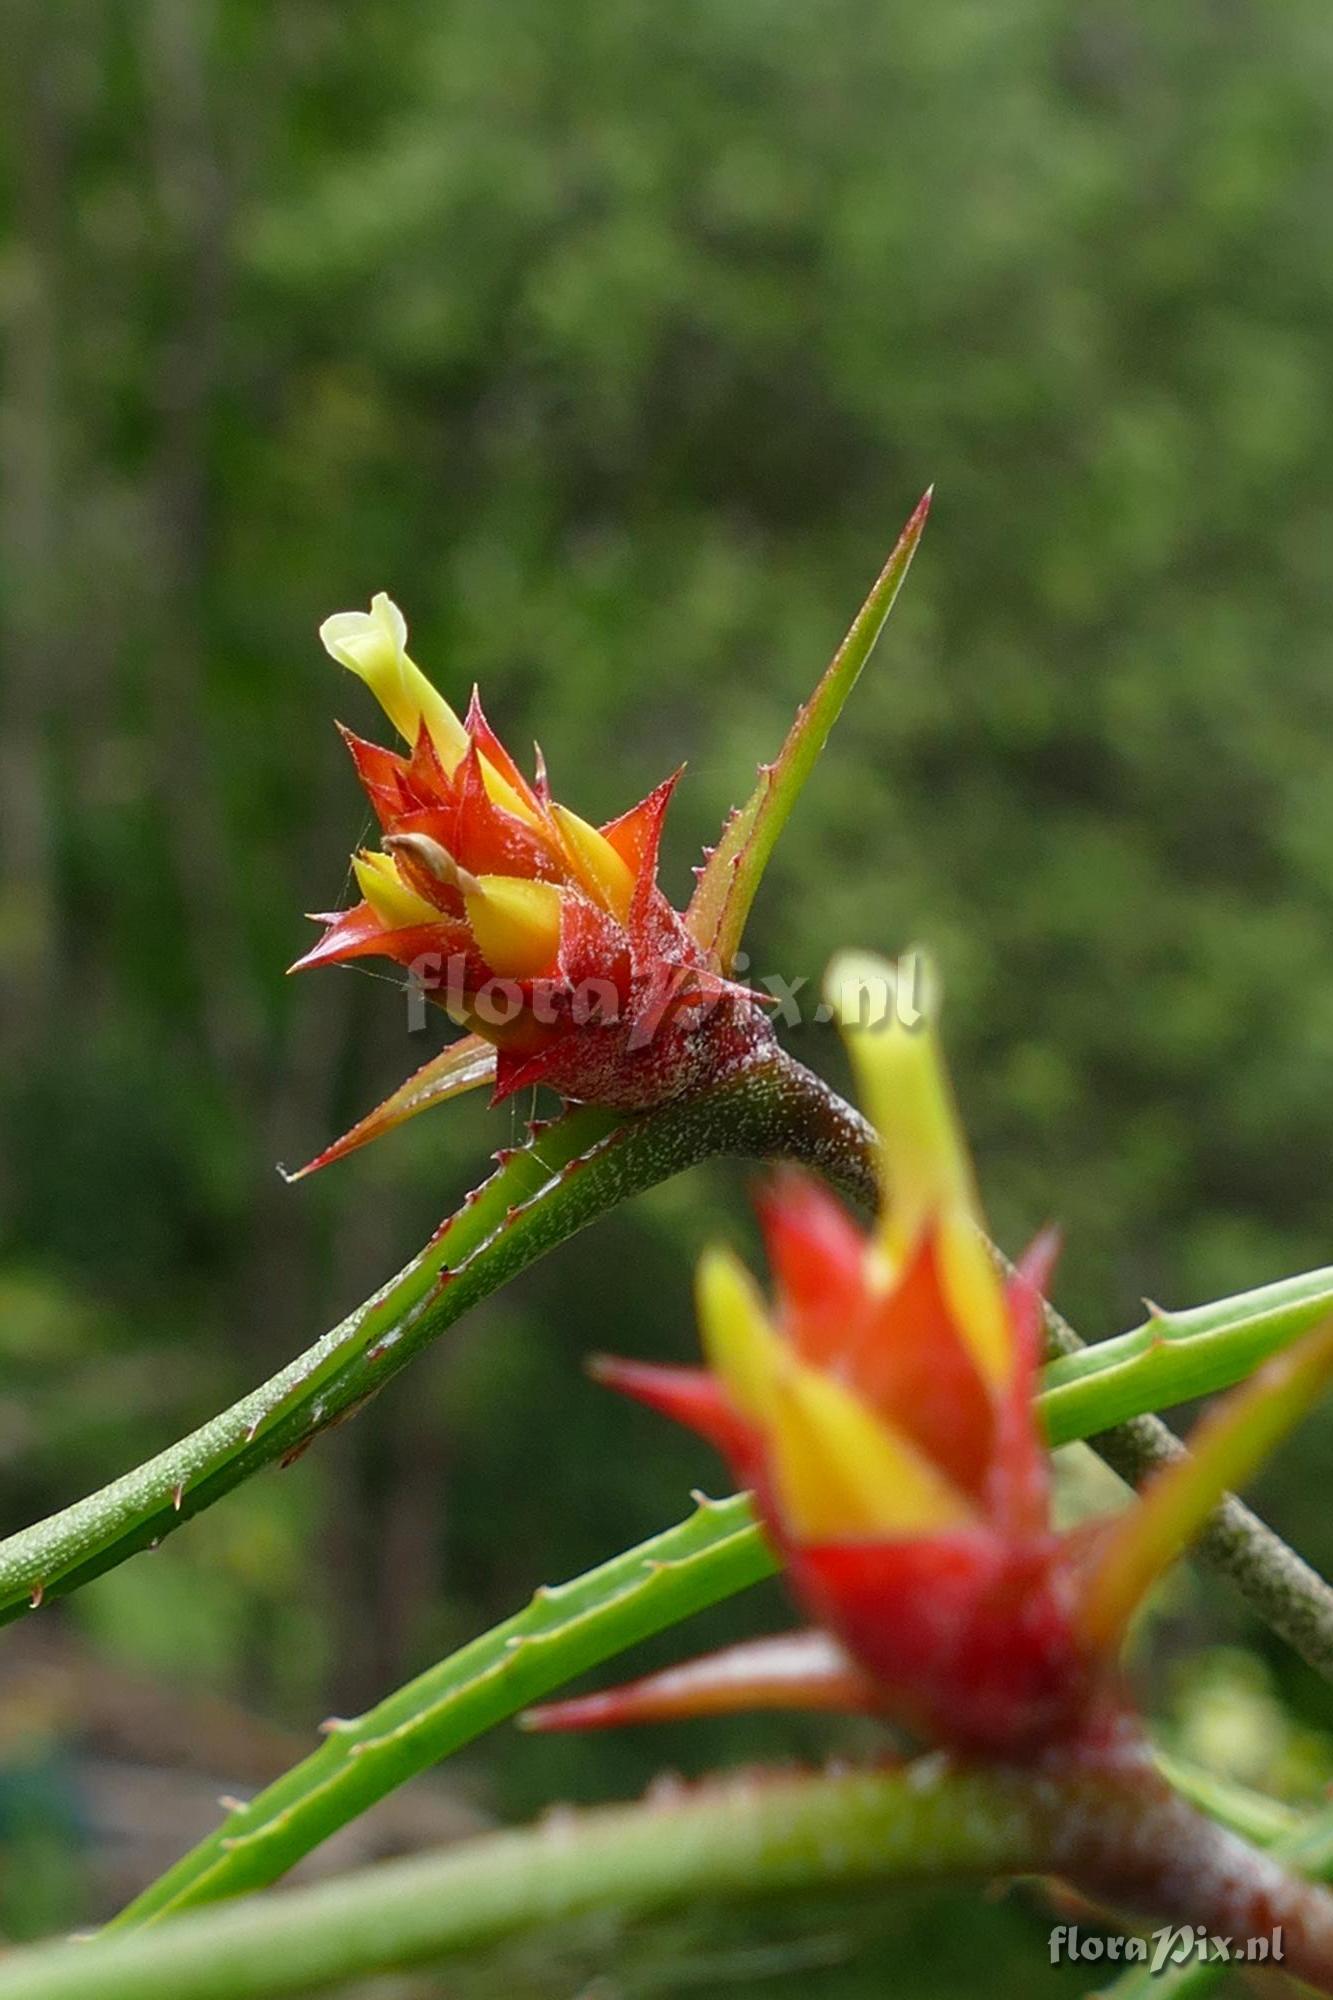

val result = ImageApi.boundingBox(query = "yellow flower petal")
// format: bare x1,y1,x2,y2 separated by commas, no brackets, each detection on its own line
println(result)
464,875,561,977
477,754,545,830
825,947,1009,1387
695,1240,976,1542
550,801,635,919
695,1245,783,1421
352,850,441,931
320,593,470,771
769,1358,976,1541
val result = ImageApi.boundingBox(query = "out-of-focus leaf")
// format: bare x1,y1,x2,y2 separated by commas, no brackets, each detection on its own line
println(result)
1077,1318,1333,1655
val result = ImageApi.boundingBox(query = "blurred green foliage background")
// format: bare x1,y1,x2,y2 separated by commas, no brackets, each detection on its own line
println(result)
3,0,1333,1990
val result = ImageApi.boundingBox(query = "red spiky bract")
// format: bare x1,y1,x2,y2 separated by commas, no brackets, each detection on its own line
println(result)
294,717,776,1111
788,1536,1094,1755
592,1174,1116,1759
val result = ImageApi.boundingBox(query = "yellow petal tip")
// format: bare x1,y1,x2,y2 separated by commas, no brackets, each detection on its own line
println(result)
464,875,561,977
352,850,440,931
551,802,635,919
694,1245,781,1421
318,593,468,768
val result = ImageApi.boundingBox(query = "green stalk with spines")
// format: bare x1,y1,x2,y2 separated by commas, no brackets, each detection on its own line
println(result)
109,1492,773,1929
0,1767,1100,2000
3,1047,1333,1638
0,1056,847,1623
7,1758,1333,2000
0,1095,612,1617
1040,1270,1333,1439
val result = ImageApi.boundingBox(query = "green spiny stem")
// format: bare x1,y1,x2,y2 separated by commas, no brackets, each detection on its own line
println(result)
104,1446,1317,1935
1,1050,1330,1674
1035,1284,1333,1677
0,1055,854,1625
1039,1277,1333,1442
108,1492,776,1928
5,1756,1333,2000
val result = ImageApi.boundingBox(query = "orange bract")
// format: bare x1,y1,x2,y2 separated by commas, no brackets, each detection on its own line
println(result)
292,595,773,1112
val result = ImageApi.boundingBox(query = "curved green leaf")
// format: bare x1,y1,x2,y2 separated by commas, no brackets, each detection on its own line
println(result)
685,491,931,971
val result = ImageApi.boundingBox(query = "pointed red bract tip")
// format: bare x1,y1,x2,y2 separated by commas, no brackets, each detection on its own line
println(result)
752,1166,867,1349
522,1631,884,1733
587,1355,757,1463
1011,1224,1062,1307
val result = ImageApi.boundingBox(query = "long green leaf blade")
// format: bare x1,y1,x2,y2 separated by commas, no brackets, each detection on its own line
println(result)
685,491,931,971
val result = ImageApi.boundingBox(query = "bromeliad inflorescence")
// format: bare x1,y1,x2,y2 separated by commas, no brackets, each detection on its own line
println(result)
291,592,774,1120
286,497,930,1175
530,950,1333,1763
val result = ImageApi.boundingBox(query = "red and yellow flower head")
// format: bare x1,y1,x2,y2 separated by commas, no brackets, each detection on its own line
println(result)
292,594,772,1111
532,950,1333,1759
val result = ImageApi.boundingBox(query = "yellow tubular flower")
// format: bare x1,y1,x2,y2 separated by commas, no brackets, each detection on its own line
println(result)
320,594,470,769
824,948,1010,1388
320,594,540,827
